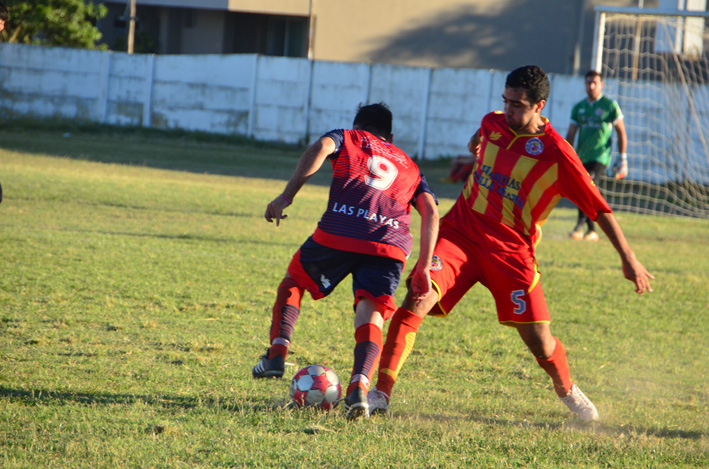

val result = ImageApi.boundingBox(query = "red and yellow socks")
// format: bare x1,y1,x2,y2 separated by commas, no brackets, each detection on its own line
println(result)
535,336,574,397
374,308,423,399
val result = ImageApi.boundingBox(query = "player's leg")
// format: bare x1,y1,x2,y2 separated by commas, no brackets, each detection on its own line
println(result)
343,256,402,419
489,253,561,391
515,321,572,396
252,273,304,378
253,239,351,378
516,320,598,421
583,162,607,241
570,208,586,240
571,161,604,240
370,288,437,408
490,251,598,420
343,298,385,420
371,229,479,412
492,258,598,421
269,276,303,357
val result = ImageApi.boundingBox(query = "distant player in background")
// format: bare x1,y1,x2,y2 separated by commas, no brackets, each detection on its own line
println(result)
443,153,477,184
252,102,439,420
367,66,653,421
566,70,628,242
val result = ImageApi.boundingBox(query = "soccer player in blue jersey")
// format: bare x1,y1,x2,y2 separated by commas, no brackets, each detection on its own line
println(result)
252,102,439,420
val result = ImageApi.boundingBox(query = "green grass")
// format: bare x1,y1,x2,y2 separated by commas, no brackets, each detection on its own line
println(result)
0,125,707,467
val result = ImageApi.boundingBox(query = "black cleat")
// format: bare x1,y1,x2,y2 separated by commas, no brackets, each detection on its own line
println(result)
252,350,285,378
344,388,369,420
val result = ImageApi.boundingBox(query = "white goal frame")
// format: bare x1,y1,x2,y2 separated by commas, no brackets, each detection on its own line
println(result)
591,6,709,218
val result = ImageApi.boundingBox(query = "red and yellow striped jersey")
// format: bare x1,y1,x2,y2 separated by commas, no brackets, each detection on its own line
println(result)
444,112,611,252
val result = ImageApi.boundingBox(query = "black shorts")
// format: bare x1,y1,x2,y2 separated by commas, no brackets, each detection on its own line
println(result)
583,161,607,182
287,237,404,319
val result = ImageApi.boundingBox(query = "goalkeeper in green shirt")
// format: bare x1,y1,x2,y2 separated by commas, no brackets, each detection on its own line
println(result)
565,70,628,241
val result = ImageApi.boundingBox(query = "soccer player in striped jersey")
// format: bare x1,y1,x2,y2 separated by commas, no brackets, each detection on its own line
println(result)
252,103,439,420
368,66,653,421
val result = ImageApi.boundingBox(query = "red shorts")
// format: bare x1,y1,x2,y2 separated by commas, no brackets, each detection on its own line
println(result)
424,225,550,325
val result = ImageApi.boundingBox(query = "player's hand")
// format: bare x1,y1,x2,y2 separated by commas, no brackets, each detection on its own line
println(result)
264,195,290,226
613,154,628,180
614,160,628,179
409,263,432,304
621,255,654,294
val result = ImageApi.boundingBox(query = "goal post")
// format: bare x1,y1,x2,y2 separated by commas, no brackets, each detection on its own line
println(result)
591,6,709,218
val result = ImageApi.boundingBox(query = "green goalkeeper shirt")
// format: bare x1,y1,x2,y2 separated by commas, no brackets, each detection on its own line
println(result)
569,94,623,166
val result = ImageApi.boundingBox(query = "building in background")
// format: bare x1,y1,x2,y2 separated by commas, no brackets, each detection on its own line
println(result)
97,0,311,57
94,1,672,74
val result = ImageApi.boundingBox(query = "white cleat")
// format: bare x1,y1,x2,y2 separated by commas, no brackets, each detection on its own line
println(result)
367,386,390,415
560,384,599,421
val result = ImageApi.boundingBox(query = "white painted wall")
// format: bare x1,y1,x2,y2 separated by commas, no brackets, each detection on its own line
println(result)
0,43,649,160
252,55,312,144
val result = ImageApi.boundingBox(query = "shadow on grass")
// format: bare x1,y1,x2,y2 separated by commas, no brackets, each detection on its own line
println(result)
58,227,302,250
0,118,466,200
0,119,329,186
2,384,704,441
0,385,284,414
10,195,259,220
388,410,705,441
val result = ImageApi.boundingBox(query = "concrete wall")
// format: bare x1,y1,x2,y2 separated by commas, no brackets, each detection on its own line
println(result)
0,43,581,159
2,42,706,178
2,42,707,189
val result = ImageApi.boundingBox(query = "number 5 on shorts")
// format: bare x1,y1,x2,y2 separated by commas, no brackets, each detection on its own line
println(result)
511,290,527,315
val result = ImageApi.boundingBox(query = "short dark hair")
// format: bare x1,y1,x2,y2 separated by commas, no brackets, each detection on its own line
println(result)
505,65,550,105
0,1,8,22
353,102,393,137
585,69,603,81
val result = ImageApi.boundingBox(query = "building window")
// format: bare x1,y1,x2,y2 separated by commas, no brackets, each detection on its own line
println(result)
229,12,308,58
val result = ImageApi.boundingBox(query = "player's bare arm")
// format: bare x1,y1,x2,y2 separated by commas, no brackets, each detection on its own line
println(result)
468,130,481,155
614,118,627,154
409,192,439,302
264,136,336,226
565,123,578,145
595,212,654,294
611,118,629,179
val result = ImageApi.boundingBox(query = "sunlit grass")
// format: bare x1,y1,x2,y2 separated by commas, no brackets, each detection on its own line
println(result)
0,126,707,467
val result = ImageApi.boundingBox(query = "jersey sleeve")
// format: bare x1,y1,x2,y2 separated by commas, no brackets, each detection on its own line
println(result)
556,139,612,219
413,173,438,205
479,112,496,138
569,102,580,126
321,129,346,157
610,99,624,124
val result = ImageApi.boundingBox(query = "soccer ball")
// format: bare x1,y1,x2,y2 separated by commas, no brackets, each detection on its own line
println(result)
290,364,342,410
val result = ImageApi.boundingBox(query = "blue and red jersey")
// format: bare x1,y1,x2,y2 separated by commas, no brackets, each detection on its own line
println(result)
312,129,435,263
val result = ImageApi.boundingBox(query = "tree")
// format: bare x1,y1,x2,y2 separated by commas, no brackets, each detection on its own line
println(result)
2,0,108,49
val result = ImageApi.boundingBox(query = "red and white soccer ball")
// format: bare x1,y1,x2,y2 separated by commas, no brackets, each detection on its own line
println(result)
290,364,342,410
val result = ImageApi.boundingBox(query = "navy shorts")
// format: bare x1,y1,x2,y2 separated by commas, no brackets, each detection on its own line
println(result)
287,237,404,319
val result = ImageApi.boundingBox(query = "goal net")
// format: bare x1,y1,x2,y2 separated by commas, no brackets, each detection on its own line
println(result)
592,6,709,218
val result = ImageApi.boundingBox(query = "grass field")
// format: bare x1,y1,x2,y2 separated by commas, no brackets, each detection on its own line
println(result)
0,124,707,467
